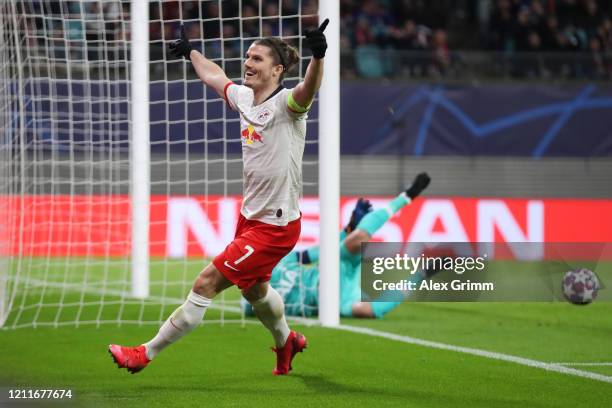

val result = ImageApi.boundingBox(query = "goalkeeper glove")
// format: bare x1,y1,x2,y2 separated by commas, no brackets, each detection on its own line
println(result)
345,198,373,233
406,172,431,199
304,18,329,59
169,25,193,61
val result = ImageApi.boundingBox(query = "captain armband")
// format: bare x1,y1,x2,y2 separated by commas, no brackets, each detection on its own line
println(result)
287,92,312,114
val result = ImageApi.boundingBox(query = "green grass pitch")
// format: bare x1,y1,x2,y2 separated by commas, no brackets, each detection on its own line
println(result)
1,259,612,407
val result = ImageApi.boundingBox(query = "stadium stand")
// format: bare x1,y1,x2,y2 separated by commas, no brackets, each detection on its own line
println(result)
29,1,612,80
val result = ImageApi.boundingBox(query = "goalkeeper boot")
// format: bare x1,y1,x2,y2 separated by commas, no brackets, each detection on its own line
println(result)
272,330,307,375
108,344,150,374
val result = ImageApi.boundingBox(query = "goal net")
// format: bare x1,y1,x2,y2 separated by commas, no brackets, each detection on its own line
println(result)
1,0,325,329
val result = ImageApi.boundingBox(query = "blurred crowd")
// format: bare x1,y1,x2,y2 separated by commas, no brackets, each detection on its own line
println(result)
340,0,612,79
488,0,611,52
21,0,612,81
486,0,612,78
339,0,454,78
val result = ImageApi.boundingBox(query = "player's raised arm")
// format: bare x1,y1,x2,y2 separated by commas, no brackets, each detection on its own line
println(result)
290,18,329,112
169,25,231,99
343,173,431,254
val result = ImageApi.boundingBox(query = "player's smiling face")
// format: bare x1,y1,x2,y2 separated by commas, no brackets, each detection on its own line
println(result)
244,43,283,90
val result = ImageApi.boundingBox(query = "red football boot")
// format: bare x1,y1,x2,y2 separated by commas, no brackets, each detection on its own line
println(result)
272,331,307,375
108,344,150,374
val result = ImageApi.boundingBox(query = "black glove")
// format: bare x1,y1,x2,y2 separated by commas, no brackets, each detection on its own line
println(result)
346,198,373,233
304,18,329,59
406,172,431,199
169,25,193,60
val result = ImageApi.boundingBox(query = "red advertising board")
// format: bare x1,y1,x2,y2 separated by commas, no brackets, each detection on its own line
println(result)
2,195,612,258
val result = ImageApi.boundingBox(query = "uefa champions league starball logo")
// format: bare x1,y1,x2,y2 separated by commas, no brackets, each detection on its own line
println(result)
562,268,600,305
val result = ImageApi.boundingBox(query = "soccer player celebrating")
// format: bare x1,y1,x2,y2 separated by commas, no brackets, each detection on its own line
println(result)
109,19,330,375
243,173,432,319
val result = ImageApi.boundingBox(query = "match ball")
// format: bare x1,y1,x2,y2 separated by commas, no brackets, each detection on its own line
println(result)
562,268,599,305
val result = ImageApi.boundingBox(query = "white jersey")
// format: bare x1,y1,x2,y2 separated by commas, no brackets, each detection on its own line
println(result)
224,83,307,226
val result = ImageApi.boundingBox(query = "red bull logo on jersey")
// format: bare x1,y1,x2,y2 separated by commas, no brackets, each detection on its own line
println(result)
241,125,264,145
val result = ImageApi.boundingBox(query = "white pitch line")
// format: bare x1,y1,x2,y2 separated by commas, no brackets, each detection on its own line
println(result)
552,362,612,367
335,324,612,384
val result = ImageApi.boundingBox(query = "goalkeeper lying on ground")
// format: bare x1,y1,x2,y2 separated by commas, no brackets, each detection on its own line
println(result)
242,172,431,319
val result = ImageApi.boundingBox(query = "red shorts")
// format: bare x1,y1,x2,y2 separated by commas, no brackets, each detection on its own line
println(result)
213,214,301,290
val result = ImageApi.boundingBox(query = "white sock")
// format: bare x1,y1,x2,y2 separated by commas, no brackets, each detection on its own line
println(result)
251,286,291,348
144,290,211,360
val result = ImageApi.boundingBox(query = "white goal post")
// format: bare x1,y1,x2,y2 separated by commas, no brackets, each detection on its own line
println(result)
317,0,340,326
130,0,150,299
